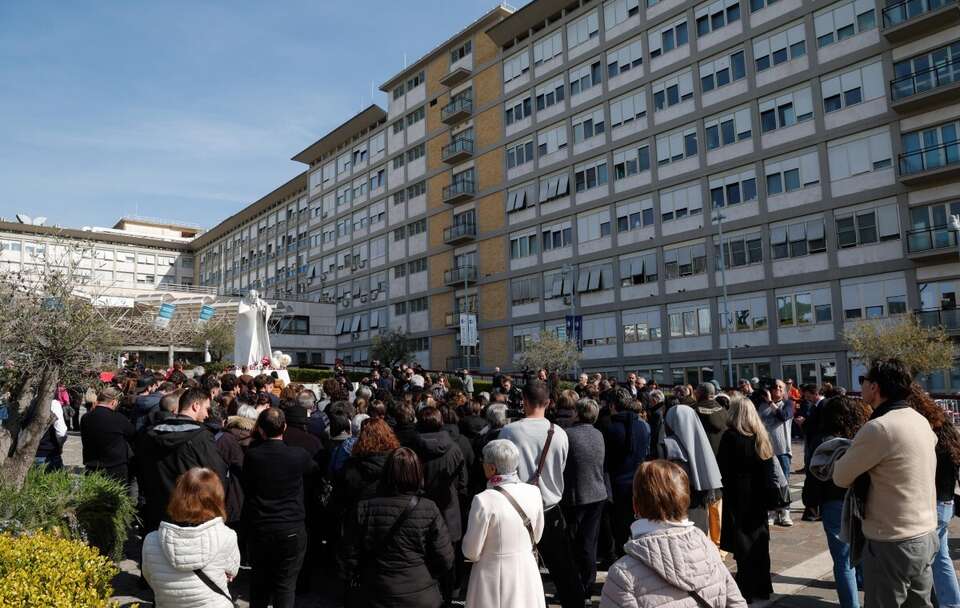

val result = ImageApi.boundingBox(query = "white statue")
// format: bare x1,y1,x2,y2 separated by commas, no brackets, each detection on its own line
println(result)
235,289,273,369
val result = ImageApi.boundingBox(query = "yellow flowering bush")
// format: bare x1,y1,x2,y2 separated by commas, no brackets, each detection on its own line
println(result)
0,532,119,607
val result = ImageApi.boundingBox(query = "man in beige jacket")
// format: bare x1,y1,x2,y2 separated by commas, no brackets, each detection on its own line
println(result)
833,358,938,608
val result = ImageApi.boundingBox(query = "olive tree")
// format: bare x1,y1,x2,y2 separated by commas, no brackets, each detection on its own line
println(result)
371,329,414,367
843,314,956,377
516,330,582,376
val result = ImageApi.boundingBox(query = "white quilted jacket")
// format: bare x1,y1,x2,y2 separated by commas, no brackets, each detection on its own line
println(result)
141,517,240,608
600,525,747,608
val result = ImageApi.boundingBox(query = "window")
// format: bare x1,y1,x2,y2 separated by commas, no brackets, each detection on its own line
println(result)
406,70,425,90
510,231,538,259
507,139,535,168
607,38,643,78
577,264,614,293
613,144,651,179
276,315,310,335
664,242,707,278
901,120,960,175
718,232,763,268
669,305,711,336
653,69,694,111
533,29,563,66
407,258,427,274
513,330,537,353
504,51,530,83
836,205,900,247
695,0,741,37
369,201,386,225
574,157,609,192
406,181,426,199
777,290,832,326
406,218,427,237
567,11,600,49
893,43,960,100
505,94,533,125
351,176,368,200
507,182,537,213
450,39,471,63
842,275,907,320
759,87,814,133
542,222,573,251
771,219,826,259
700,49,747,92
369,169,385,191
569,59,603,96
617,198,655,232
649,18,689,59
609,88,647,129
392,119,404,134
394,263,407,278
620,251,658,285
544,270,574,299
605,0,641,29
392,154,405,170
750,0,778,12
623,308,662,341
535,77,566,111
815,0,876,48
406,143,425,164
337,151,352,175
352,144,368,166
537,124,568,155
656,124,698,166
336,184,353,208
821,59,884,112
578,210,611,242
352,210,368,232
408,297,428,313
322,161,335,185
582,315,617,346
828,128,893,179
539,172,570,203
511,277,541,304
710,167,757,208
765,149,820,195
660,182,703,222
704,107,751,150
392,83,405,100
572,107,605,143
405,107,424,128
753,23,806,72
721,295,768,331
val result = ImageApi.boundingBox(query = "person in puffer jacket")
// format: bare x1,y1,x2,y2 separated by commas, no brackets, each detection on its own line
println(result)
600,460,746,608
142,467,240,608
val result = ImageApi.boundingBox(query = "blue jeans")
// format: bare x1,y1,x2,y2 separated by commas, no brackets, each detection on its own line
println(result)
934,500,960,608
822,500,862,608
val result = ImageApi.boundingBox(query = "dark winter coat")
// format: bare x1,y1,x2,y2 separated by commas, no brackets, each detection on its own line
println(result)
340,494,454,608
80,405,135,482
394,422,421,449
601,411,651,497
459,415,489,440
225,415,255,449
717,430,772,558
284,424,324,460
334,452,390,514
563,422,608,506
416,430,467,541
205,420,244,524
694,399,728,457
442,423,475,493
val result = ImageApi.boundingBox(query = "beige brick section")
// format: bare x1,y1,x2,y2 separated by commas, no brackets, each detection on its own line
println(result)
475,147,503,191
429,250,453,289
426,133,446,173
427,173,449,211
428,212,449,249
474,33,499,66
426,54,448,102
431,334,457,369
476,193,504,233
479,280,508,322
473,64,502,107
481,326,509,370
429,292,453,329
474,106,503,150
477,236,506,278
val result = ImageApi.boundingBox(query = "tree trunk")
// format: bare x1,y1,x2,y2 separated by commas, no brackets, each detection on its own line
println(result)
0,366,58,489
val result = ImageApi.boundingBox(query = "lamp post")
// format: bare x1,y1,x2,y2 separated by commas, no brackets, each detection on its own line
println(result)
563,263,578,380
714,210,734,389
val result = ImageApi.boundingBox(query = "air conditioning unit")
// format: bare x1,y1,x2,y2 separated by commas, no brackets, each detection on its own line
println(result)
359,260,367,268
321,273,328,281
352,332,361,340
360,295,368,303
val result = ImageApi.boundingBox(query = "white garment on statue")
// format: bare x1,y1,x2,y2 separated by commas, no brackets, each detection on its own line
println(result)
234,295,273,368
463,482,546,608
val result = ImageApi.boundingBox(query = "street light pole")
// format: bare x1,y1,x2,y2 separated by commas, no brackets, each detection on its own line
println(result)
714,210,734,389
564,263,578,380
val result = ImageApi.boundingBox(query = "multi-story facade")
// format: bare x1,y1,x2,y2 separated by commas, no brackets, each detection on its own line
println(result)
194,0,960,392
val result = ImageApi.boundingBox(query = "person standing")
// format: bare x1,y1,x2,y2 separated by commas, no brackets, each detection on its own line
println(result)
243,408,319,608
460,369,474,396
80,387,136,484
754,379,794,527
833,359,939,608
33,394,68,471
499,380,584,608
661,404,724,534
463,440,546,608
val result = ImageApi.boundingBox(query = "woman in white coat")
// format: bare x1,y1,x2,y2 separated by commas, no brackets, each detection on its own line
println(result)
142,468,240,608
462,439,546,608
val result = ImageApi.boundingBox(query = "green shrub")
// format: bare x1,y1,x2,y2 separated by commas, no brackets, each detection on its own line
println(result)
288,367,333,383
201,360,232,376
0,469,136,561
0,532,119,607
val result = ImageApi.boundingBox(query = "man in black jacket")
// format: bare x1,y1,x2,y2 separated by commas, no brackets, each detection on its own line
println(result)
80,387,135,484
244,407,319,608
135,388,226,532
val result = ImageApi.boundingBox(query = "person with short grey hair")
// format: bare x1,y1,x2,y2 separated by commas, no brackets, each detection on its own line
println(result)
564,398,607,591
463,439,546,607
486,403,508,430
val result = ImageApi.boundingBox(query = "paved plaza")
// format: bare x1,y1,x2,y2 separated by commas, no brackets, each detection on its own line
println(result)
61,436,959,608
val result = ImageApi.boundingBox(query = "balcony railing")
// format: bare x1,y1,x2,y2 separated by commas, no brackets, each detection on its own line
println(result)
899,141,960,176
444,265,478,285
442,179,476,203
441,96,473,123
443,222,477,244
891,57,960,101
441,137,475,162
917,308,960,330
447,355,480,370
907,226,959,253
883,0,958,28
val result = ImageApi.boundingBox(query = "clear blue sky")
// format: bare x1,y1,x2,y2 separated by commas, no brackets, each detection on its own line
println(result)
0,1,524,230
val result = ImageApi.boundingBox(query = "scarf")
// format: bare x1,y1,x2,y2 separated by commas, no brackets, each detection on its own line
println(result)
664,405,724,492
630,517,694,538
488,471,521,488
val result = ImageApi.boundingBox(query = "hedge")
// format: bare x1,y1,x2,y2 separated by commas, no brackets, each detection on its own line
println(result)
0,532,119,607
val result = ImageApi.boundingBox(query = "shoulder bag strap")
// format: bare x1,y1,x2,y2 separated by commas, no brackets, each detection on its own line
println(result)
379,495,419,548
529,422,555,487
494,486,536,551
193,568,236,606
686,588,714,608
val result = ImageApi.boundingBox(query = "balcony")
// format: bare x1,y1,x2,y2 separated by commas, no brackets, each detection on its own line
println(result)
890,58,960,113
441,137,474,164
883,0,960,41
899,142,960,184
443,222,477,245
907,226,959,259
442,179,476,204
444,265,478,286
438,66,472,88
441,96,473,124
447,355,480,370
917,308,960,332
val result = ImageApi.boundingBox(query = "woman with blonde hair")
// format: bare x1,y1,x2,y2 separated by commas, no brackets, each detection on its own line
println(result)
718,395,776,603
142,467,240,607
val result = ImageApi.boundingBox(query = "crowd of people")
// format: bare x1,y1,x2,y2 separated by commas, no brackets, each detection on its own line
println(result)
30,355,960,608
